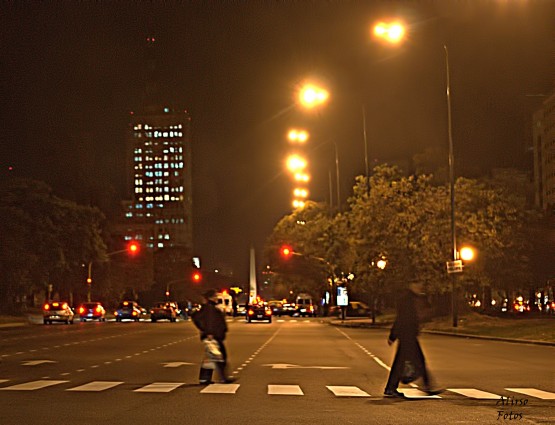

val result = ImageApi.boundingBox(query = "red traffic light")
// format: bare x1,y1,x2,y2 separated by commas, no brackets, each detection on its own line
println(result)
127,241,140,254
192,270,202,283
280,245,293,259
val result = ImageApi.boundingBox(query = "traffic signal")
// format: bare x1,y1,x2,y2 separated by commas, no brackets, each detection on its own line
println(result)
280,245,293,259
192,270,202,283
127,241,140,255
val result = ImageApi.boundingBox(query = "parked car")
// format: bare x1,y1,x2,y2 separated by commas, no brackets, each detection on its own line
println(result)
78,301,106,321
114,301,143,322
43,301,74,325
247,303,272,323
330,301,371,317
150,302,178,322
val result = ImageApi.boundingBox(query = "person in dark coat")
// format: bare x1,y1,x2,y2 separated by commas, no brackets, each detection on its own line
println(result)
192,289,235,384
384,281,442,398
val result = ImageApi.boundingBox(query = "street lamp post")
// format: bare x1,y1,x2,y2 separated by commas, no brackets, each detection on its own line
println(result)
373,22,462,328
444,44,460,328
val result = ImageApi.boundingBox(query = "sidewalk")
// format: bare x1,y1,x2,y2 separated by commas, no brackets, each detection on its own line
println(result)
328,316,555,347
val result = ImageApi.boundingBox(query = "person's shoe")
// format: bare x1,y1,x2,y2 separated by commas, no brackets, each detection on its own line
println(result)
384,389,405,398
199,380,213,385
220,377,236,384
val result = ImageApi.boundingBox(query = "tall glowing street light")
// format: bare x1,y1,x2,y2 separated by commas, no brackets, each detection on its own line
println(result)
373,20,462,327
298,83,329,109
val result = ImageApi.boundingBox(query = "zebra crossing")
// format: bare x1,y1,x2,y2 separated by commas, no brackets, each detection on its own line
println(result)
0,379,554,399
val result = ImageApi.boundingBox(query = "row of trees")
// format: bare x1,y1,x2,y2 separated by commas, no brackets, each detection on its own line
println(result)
0,178,108,314
264,165,541,314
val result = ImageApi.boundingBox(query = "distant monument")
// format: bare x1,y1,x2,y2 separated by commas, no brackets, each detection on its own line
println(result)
249,247,257,304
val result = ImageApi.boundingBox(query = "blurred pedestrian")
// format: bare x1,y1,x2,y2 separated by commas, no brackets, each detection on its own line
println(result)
192,289,235,384
384,281,442,398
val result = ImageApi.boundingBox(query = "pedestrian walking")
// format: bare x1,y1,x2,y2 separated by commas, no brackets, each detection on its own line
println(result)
192,289,235,384
384,281,442,398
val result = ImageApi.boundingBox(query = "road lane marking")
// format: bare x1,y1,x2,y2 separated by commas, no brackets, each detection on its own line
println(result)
447,389,500,399
201,384,240,394
327,386,370,397
401,388,441,399
506,388,555,399
134,382,185,393
268,385,304,395
21,360,57,366
67,381,123,392
0,380,68,391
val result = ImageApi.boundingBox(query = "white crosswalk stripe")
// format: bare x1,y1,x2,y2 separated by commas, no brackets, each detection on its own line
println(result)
401,388,441,399
0,380,68,391
268,384,304,395
200,383,240,394
133,382,185,393
447,388,500,399
67,381,123,392
327,386,371,397
506,388,555,400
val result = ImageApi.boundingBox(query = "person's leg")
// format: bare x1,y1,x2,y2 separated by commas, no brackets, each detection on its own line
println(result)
216,340,234,383
384,346,403,393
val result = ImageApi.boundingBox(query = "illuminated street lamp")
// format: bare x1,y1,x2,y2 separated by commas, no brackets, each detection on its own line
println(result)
373,21,406,44
286,154,307,173
298,83,329,109
288,128,309,144
460,246,475,262
293,188,308,198
294,172,310,182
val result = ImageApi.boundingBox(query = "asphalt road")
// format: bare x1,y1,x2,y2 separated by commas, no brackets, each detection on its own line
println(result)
0,317,553,425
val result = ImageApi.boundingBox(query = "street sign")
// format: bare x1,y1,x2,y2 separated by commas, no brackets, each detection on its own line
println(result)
337,286,348,306
446,260,463,274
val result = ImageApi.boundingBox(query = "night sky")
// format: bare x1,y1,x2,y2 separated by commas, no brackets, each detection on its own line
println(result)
1,1,554,283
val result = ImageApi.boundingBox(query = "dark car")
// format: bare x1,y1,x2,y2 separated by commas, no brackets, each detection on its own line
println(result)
78,302,106,322
267,300,285,317
114,301,143,322
150,302,178,322
43,301,74,325
247,303,272,323
330,301,371,317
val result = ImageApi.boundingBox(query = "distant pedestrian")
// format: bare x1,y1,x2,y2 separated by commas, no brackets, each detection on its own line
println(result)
384,281,442,398
192,289,235,384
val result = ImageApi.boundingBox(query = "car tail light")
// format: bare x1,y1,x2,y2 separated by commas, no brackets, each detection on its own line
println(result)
43,304,50,310
248,310,254,316
265,309,271,316
95,306,102,313
114,311,119,316
132,311,138,316
62,303,68,309
79,307,85,314
309,305,314,312
52,302,59,307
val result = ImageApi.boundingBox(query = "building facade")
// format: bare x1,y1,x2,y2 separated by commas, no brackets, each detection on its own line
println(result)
533,92,555,212
123,106,193,254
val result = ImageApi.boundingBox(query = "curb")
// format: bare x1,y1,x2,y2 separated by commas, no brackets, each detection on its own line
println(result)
421,329,555,347
328,319,555,347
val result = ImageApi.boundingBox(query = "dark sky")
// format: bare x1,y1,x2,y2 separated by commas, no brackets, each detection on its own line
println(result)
1,1,554,283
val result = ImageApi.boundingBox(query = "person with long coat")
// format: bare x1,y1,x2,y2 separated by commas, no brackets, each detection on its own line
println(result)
192,289,235,384
384,281,442,397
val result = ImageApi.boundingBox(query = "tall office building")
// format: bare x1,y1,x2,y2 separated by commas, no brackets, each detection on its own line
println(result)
123,106,193,253
533,91,555,212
